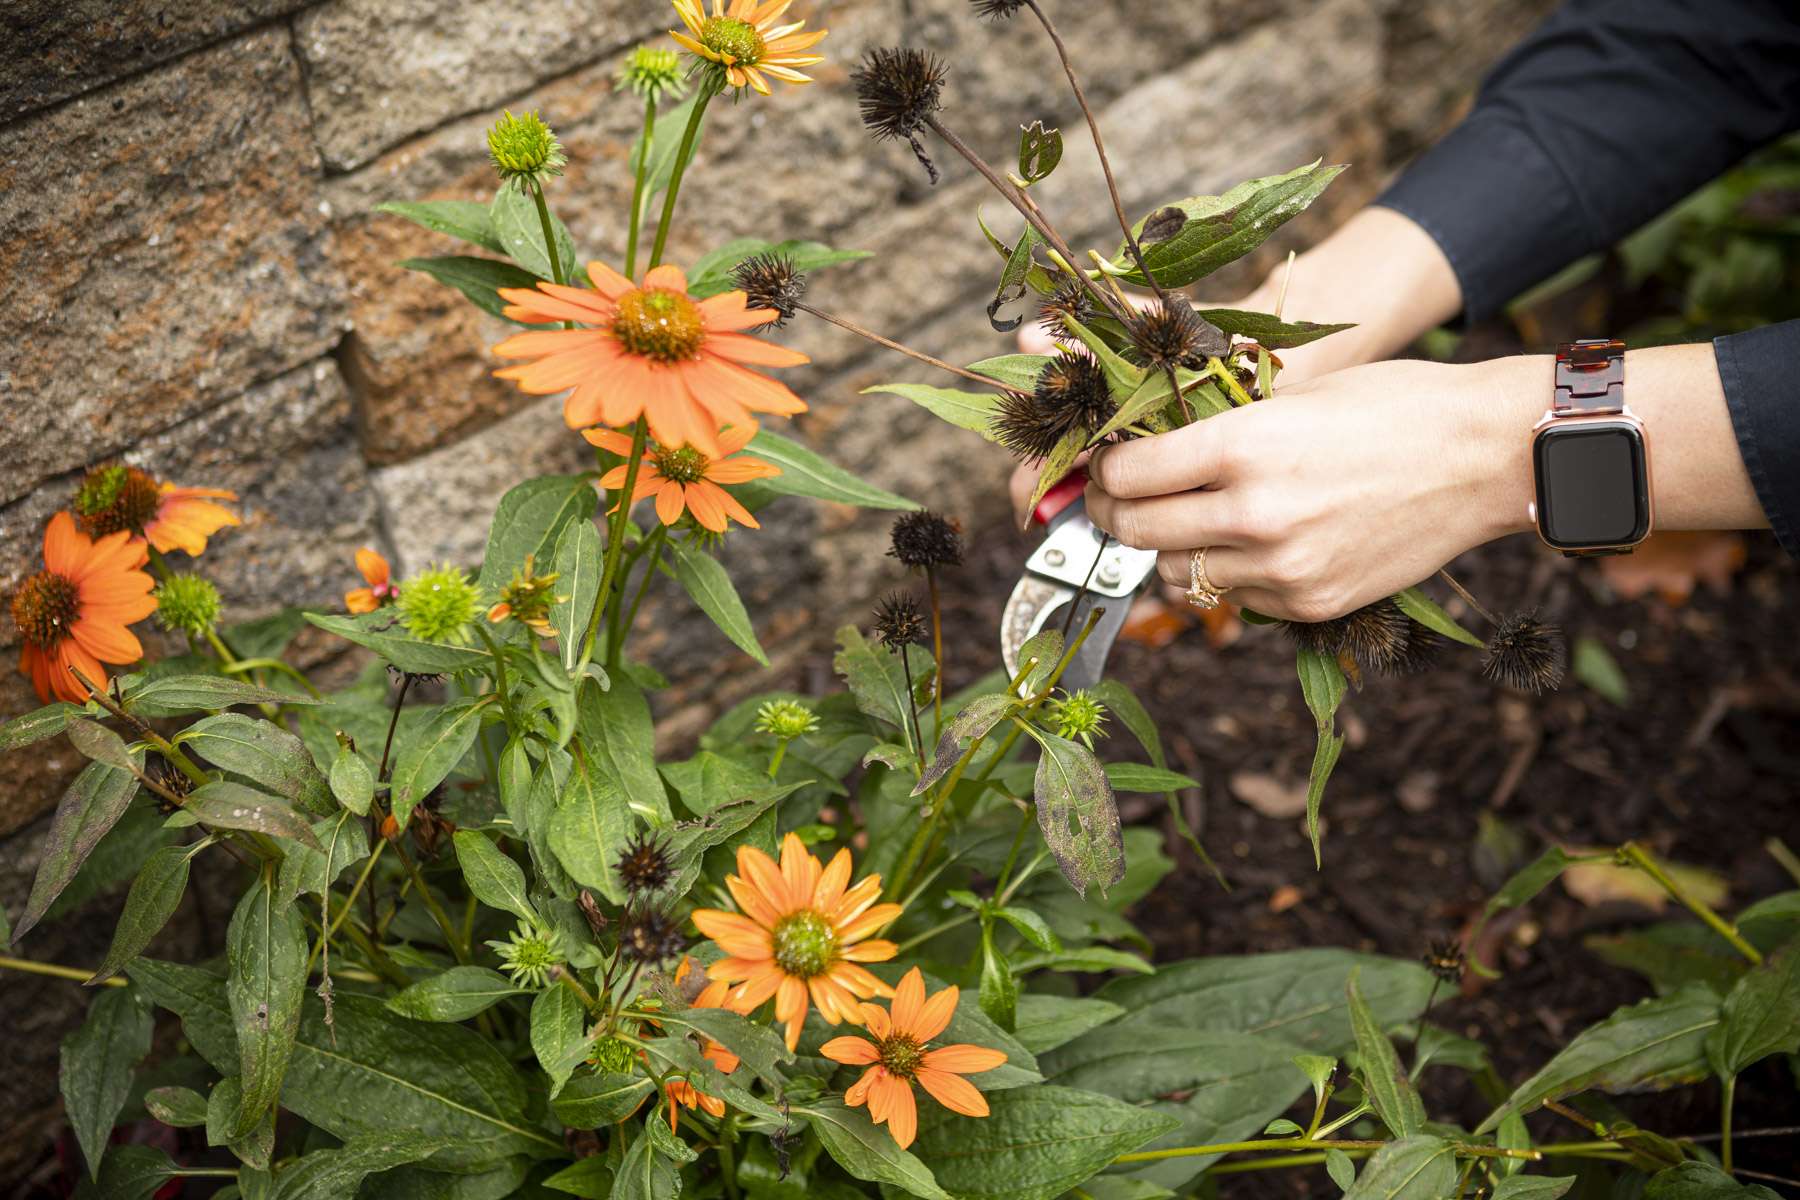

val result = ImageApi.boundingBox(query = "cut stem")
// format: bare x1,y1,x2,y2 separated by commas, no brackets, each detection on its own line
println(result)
794,301,1024,394
1436,567,1499,627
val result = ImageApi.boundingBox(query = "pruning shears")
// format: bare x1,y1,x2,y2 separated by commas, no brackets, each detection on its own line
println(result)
999,470,1160,691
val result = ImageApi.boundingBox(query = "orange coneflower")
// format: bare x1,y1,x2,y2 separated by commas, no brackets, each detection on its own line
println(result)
585,423,780,533
692,833,901,1051
74,463,240,558
665,957,743,1130
344,547,396,614
491,262,807,459
670,0,828,96
11,513,158,704
820,967,1008,1150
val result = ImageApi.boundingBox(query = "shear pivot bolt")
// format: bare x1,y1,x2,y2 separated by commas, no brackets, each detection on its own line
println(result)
1098,564,1121,587
1044,549,1066,567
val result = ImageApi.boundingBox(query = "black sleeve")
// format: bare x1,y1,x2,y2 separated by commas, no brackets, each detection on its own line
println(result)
1376,0,1800,322
1717,322,1800,557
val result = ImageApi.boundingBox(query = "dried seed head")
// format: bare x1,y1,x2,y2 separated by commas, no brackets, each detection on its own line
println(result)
1422,937,1466,983
1280,615,1350,657
993,391,1069,461
970,0,1028,18
1481,611,1566,694
873,591,927,652
1339,600,1412,674
852,48,948,183
888,510,964,569
731,252,809,327
992,350,1113,460
1038,277,1094,337
619,906,687,966
615,831,674,896
1382,622,1445,677
75,463,161,540
1129,297,1228,371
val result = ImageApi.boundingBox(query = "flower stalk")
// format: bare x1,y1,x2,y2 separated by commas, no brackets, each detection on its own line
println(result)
649,80,720,271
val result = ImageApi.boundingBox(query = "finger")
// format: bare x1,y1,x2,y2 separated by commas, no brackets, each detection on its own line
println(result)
1008,461,1038,526
1088,418,1229,500
1154,546,1261,594
1086,484,1236,551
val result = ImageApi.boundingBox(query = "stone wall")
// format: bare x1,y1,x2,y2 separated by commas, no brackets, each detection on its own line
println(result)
0,0,1552,1179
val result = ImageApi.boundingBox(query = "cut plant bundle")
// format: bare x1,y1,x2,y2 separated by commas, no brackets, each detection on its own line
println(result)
2,4,1791,1200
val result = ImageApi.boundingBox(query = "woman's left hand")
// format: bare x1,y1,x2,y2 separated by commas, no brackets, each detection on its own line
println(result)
1083,357,1542,622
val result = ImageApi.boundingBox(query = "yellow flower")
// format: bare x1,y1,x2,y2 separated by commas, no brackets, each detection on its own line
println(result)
670,0,828,96
692,833,900,1050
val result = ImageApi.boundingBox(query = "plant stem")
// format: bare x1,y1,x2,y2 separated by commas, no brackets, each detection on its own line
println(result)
1435,567,1499,627
0,954,127,986
529,179,566,288
1204,1150,1374,1175
899,649,924,769
767,739,788,780
584,417,649,668
926,568,944,731
793,301,1024,394
624,94,657,280
993,804,1033,895
611,524,668,670
1208,356,1256,407
1618,841,1762,964
219,656,322,697
1766,837,1800,887
306,838,388,975
1061,533,1109,640
648,81,717,271
392,834,472,965
1721,1074,1736,1173
1115,1138,1540,1165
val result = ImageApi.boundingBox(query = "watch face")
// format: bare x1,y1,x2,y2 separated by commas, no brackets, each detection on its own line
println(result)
1533,420,1650,549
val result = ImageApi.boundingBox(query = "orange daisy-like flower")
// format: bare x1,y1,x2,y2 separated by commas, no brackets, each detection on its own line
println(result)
821,967,1009,1150
586,423,780,534
344,547,397,614
491,262,807,459
665,958,743,1130
670,0,828,96
74,464,240,557
11,513,158,704
692,833,902,1051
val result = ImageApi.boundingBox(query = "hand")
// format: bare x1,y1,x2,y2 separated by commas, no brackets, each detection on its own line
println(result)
1082,358,1542,622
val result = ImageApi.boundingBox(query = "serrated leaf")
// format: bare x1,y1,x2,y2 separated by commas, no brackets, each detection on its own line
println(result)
745,429,918,511
65,716,137,771
180,713,332,814
915,693,1014,795
377,200,506,254
270,1133,458,1200
305,612,491,677
13,760,141,943
1114,162,1345,288
60,985,152,1178
1347,969,1424,1137
577,676,668,823
181,781,322,849
89,843,195,983
669,539,768,665
1477,984,1722,1133
1704,938,1800,1078
277,810,369,905
226,876,307,1138
1195,307,1355,349
478,475,600,592
454,830,537,924
390,700,488,826
833,625,934,734
547,515,602,671
613,1123,681,1200
1028,727,1125,897
552,1072,655,1128
489,182,577,283
399,255,544,321
387,966,529,1023
124,674,324,718
799,1100,951,1200
72,1144,178,1200
863,382,1006,439
1393,586,1484,649
1011,995,1123,1054
550,752,635,904
1342,1135,1456,1200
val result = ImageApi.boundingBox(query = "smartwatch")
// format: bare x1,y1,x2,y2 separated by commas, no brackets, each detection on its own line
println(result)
1527,339,1653,556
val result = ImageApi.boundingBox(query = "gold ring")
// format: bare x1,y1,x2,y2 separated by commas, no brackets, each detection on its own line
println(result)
1185,547,1228,611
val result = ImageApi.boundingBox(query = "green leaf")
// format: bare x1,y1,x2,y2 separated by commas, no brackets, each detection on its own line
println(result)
915,693,1015,795
179,713,332,814
632,90,706,210
911,1085,1179,1200
478,475,600,593
658,1006,794,1090
614,1123,681,1200
550,751,636,904
863,381,1005,439
1393,586,1484,649
1305,725,1347,869
391,700,488,826
1645,1162,1784,1199
489,181,577,283
1011,994,1123,1054
1573,635,1631,706
398,255,544,321
1097,948,1435,1054
1114,161,1345,287
1293,1054,1337,1106
180,781,322,849
144,1085,209,1127
994,905,1060,952
833,625,934,733
663,785,801,897
659,749,769,817
1194,307,1355,348
1326,1148,1357,1192
126,673,323,717
387,966,528,1023
277,810,369,905
745,428,918,511
641,1033,782,1122
128,961,559,1168
304,612,492,677
13,760,141,942
1341,1135,1457,1200
552,1072,655,1128
454,830,537,924
965,353,1051,392
1012,944,1152,975
1477,984,1722,1133
371,1158,534,1199
1014,628,1064,698
549,516,602,671
669,539,768,665
1024,425,1090,519
1061,315,1147,397
577,676,668,823
60,984,152,1179
270,1134,457,1200
1027,726,1125,897
980,922,1019,1030
0,700,80,751
1105,763,1201,793
1297,648,1347,727
1092,364,1221,442
377,200,506,254
798,1100,951,1200
989,223,1041,330
541,1157,615,1198
1347,969,1424,1137
330,744,375,816
530,984,588,1096
686,236,872,298
1491,1178,1577,1200
73,1145,179,1200
226,876,308,1138
1017,120,1063,183
89,843,196,983
1704,938,1800,1077
65,716,138,771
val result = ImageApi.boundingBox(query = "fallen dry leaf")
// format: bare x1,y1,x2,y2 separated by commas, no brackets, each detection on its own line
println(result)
1599,530,1746,605
1268,884,1303,913
1561,846,1729,912
1229,770,1309,818
1397,770,1438,813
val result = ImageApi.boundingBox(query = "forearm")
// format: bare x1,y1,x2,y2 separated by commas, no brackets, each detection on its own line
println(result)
1461,344,1769,542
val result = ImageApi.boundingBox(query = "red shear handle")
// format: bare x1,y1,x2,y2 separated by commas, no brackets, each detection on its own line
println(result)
1033,469,1087,526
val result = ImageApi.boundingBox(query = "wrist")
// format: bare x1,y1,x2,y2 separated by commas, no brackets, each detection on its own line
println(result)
1457,354,1551,543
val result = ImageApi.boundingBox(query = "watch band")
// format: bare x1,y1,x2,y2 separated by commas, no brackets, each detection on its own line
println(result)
1553,337,1626,415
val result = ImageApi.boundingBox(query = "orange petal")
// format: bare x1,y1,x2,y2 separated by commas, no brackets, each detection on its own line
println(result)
830,876,884,926
698,292,779,334
889,968,925,1033
921,1044,1010,1074
916,1067,989,1117
735,844,792,913
690,910,771,959
355,546,390,586
813,848,852,911
831,961,895,998
642,263,689,293
884,1079,918,1149
725,872,784,929
706,332,810,368
838,903,903,943
42,512,84,577
844,1065,881,1108
70,617,143,666
820,1035,879,1065
774,974,808,1029
684,482,730,533
582,429,637,455
654,479,688,527
838,938,898,963
345,587,376,614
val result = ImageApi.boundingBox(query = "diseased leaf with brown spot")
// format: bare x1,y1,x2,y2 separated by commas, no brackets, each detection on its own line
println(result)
914,693,1015,795
178,782,322,850
224,875,307,1139
1028,726,1125,896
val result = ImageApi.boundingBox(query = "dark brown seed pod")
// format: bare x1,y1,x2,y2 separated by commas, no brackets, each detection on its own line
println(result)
1380,622,1446,677
852,48,948,183
1038,277,1094,337
888,511,964,569
873,591,928,651
1481,611,1567,694
618,906,686,965
970,0,1028,18
1129,297,1229,371
730,252,809,327
1340,600,1412,673
614,831,674,895
1280,616,1350,656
